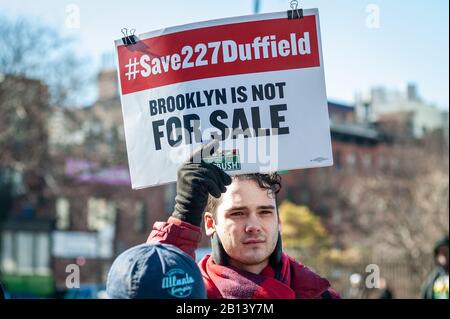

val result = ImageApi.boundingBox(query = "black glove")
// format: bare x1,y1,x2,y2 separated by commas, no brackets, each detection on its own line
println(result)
172,140,232,226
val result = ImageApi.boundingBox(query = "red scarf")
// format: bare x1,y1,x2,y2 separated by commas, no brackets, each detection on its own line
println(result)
199,252,333,299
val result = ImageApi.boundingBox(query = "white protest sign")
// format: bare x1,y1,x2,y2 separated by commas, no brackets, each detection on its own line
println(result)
115,9,333,189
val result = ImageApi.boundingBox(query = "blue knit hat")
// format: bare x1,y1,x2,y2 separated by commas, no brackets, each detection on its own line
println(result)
106,243,206,299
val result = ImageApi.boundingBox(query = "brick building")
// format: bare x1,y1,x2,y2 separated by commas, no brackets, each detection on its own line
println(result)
0,71,173,296
46,69,173,290
0,75,55,297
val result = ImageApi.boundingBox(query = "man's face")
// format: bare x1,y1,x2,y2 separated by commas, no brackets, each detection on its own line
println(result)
205,179,279,270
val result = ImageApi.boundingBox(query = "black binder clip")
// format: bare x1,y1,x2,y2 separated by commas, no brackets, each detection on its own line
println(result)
121,28,137,46
287,0,303,19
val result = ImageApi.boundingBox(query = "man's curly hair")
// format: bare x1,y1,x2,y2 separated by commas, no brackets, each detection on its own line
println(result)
205,172,282,219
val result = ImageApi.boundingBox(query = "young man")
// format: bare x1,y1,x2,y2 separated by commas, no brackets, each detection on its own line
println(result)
147,142,339,299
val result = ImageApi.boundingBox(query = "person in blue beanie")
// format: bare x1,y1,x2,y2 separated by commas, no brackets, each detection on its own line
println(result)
106,242,206,299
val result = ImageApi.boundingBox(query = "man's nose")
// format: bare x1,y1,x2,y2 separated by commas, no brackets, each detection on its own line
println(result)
245,214,262,234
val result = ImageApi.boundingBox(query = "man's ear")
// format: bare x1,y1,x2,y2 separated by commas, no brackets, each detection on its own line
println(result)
204,212,216,236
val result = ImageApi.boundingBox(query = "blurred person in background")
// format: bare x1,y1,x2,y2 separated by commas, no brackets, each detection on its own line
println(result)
346,273,364,299
421,235,449,299
0,281,5,299
376,277,394,299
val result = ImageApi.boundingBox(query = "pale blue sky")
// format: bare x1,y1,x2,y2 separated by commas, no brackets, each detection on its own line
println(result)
1,0,448,109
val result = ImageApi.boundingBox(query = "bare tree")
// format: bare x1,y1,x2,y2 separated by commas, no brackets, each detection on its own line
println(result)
342,141,449,277
0,15,92,229
0,15,91,107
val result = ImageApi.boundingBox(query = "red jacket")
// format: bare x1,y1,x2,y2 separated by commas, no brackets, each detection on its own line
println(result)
147,217,340,299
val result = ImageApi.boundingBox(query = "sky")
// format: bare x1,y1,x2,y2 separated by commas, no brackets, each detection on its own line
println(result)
0,0,448,110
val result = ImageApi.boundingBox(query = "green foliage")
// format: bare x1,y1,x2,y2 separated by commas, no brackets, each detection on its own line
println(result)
279,201,329,249
279,201,364,269
1,274,55,297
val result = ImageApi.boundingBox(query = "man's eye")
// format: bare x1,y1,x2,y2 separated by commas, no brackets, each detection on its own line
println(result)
260,210,273,215
231,211,244,217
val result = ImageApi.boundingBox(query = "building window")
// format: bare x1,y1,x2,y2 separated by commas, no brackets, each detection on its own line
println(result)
377,155,390,172
0,168,26,197
87,197,116,231
17,232,34,274
11,169,26,196
35,233,50,275
346,153,357,171
1,231,51,275
1,231,14,273
56,197,70,230
334,151,342,170
134,201,147,233
362,154,372,171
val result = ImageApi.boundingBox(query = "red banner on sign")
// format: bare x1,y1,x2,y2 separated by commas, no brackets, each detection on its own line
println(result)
118,16,320,95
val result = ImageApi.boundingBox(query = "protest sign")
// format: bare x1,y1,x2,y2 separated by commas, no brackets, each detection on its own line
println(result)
115,9,333,189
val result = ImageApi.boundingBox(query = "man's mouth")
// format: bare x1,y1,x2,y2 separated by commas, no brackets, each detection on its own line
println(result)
243,239,266,245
